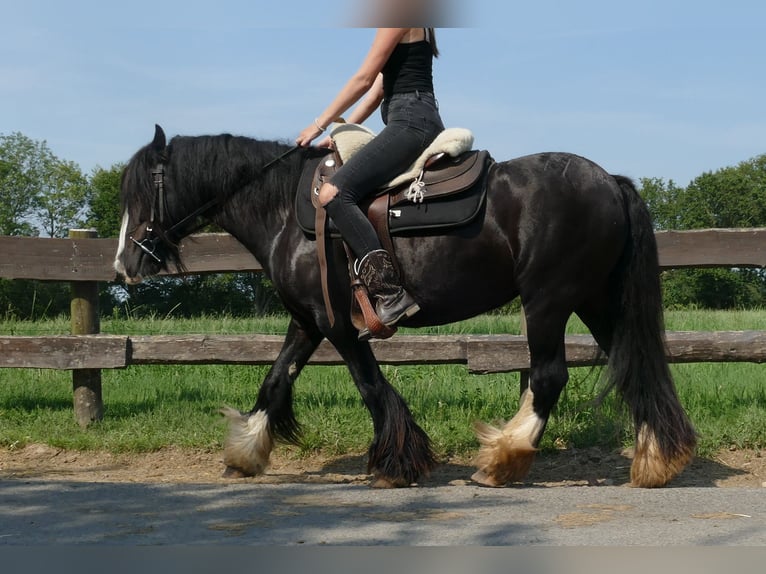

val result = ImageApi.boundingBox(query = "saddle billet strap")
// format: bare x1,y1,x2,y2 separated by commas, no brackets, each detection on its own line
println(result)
312,151,344,329
366,194,402,278
315,199,335,328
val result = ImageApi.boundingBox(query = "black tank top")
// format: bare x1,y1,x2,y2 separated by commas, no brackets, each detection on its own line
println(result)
382,32,435,98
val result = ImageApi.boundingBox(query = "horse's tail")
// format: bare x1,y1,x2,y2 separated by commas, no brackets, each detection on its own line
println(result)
607,175,697,487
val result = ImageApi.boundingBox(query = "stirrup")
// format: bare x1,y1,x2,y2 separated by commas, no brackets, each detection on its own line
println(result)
352,281,397,341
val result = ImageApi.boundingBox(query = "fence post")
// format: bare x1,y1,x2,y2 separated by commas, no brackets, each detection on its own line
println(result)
69,229,103,427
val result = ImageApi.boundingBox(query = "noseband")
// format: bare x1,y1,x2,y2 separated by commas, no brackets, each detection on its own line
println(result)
129,144,300,265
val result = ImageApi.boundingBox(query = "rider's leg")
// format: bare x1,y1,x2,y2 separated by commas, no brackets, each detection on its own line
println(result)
318,92,443,332
320,182,419,330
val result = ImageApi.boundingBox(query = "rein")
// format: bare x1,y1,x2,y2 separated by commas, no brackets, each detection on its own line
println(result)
131,144,301,263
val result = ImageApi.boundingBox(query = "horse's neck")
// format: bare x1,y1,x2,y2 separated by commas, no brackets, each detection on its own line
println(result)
211,161,299,267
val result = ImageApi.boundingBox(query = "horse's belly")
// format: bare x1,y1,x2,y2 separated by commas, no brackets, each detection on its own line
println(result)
397,242,518,327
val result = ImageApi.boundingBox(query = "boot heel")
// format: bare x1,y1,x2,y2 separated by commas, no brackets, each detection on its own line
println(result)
381,300,420,327
398,302,421,321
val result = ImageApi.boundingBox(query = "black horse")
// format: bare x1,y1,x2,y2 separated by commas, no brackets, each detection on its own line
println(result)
114,125,697,488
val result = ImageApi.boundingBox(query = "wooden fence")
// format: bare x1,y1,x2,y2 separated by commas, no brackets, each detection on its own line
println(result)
1,228,765,426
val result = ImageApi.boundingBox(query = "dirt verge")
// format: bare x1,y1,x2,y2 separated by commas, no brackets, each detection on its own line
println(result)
1,444,764,488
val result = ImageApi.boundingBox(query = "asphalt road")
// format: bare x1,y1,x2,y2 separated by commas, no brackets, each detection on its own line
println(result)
1,479,764,545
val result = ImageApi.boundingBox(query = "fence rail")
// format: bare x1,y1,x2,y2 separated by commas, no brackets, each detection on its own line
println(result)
2,331,765,373
1,228,765,282
1,228,764,425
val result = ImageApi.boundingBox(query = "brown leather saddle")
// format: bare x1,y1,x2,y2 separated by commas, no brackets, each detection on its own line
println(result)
294,148,491,333
296,148,490,239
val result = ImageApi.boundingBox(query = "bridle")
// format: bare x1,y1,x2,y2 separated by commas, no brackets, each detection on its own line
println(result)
128,163,167,263
129,144,301,265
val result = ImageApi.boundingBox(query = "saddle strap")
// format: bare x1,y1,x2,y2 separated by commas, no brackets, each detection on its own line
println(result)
315,203,335,328
366,194,402,278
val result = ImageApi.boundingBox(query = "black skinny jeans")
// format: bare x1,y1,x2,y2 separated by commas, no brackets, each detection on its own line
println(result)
325,90,444,259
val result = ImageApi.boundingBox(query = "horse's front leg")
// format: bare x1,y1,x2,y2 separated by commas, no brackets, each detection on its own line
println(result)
334,338,436,488
221,317,322,478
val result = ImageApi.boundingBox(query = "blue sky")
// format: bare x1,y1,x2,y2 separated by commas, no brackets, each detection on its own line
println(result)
2,0,764,186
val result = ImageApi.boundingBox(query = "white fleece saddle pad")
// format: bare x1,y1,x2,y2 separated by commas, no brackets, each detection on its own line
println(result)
330,124,474,188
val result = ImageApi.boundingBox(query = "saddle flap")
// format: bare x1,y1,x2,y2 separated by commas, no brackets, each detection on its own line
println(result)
389,149,489,207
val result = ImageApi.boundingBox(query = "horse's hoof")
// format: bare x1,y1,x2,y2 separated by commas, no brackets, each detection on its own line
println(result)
471,469,507,488
370,476,411,489
222,465,249,479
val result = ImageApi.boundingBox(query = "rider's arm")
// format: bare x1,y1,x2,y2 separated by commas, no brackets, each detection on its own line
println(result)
345,74,385,125
313,75,384,148
297,28,405,147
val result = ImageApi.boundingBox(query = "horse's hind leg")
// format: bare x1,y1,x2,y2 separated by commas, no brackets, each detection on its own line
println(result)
472,312,569,487
577,288,696,487
221,318,322,478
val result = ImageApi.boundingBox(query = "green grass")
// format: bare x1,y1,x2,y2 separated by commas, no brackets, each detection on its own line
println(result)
0,310,764,460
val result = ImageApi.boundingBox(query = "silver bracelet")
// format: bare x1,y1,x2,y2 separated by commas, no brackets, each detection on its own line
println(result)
314,118,326,132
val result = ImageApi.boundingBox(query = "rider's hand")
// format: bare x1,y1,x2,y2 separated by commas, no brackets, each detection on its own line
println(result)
296,122,324,147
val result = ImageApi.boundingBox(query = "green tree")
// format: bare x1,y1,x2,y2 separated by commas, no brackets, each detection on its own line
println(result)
679,155,766,229
115,273,283,318
0,132,50,236
639,177,685,230
88,164,124,237
0,278,71,320
35,159,90,238
0,132,91,238
662,268,764,309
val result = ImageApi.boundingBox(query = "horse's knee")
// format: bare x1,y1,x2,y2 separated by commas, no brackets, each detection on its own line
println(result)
220,407,273,478
318,182,339,206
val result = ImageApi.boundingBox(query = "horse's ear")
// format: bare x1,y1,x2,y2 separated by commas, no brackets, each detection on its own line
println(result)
151,124,166,152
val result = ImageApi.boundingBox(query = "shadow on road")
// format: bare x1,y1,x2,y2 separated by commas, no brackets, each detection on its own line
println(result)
313,447,750,488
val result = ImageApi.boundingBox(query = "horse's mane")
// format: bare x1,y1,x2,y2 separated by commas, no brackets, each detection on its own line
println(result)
122,132,321,228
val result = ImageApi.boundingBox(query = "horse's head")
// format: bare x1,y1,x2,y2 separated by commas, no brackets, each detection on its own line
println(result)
114,124,304,284
114,124,182,284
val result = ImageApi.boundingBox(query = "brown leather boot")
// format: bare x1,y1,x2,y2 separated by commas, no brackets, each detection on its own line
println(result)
355,249,420,329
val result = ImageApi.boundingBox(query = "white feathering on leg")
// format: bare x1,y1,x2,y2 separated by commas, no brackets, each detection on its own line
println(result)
631,423,693,487
473,390,545,485
221,408,273,476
